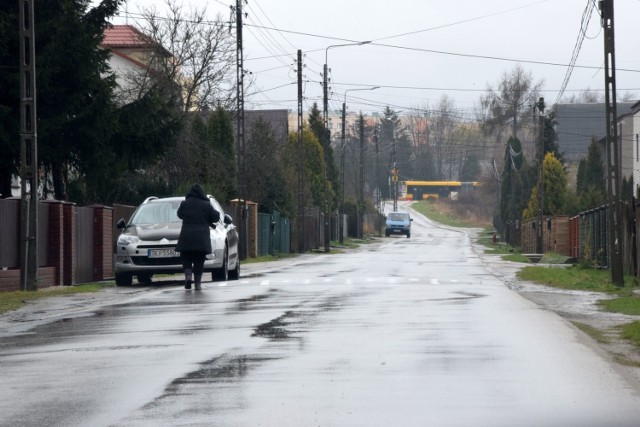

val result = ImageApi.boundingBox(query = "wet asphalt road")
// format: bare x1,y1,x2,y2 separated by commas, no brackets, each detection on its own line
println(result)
1,207,640,427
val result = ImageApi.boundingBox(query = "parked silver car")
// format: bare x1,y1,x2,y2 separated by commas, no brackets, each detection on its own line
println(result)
114,195,240,286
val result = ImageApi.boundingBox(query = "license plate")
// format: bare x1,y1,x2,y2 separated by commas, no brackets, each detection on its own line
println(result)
394,229,402,232
148,248,179,258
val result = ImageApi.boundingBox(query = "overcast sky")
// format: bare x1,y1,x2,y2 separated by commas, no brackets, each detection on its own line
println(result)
110,0,640,118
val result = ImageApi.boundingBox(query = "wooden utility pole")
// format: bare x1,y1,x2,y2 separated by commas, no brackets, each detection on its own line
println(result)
358,114,365,239
234,0,247,260
296,49,305,253
339,102,346,244
600,0,624,286
535,98,545,254
19,0,38,291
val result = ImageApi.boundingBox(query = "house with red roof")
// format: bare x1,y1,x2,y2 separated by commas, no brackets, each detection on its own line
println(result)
101,24,171,103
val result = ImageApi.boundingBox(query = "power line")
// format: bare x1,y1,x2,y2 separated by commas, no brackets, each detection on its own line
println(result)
555,1,596,104
372,0,549,42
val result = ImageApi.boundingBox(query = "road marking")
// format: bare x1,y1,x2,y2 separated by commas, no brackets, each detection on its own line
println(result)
260,280,270,286
345,279,353,284
430,278,440,285
218,282,228,287
409,278,419,282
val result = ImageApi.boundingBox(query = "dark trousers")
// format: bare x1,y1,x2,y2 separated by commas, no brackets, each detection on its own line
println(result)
181,251,207,275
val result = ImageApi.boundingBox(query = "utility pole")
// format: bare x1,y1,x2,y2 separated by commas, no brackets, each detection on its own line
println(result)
374,126,380,213
600,0,624,286
321,61,331,253
339,102,346,244
19,0,38,291
393,136,398,212
234,0,247,260
535,97,545,254
358,113,365,239
297,49,305,253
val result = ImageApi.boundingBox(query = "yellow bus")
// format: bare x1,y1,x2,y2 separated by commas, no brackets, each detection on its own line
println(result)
403,181,480,200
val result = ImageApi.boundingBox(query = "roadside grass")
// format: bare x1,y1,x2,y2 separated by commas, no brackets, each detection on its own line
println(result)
329,237,378,253
412,201,478,228
599,295,640,316
572,321,611,344
0,282,114,315
620,321,640,347
243,253,297,264
476,229,533,263
516,265,623,293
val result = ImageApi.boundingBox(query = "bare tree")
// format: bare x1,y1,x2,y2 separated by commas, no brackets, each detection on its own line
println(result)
478,64,543,159
138,0,236,112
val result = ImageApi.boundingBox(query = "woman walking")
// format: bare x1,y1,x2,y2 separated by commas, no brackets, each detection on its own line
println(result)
176,184,220,290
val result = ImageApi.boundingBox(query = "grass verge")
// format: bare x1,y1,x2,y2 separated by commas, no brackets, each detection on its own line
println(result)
411,201,478,228
0,282,114,315
242,253,297,264
620,321,640,347
572,321,611,344
516,265,623,293
599,295,640,316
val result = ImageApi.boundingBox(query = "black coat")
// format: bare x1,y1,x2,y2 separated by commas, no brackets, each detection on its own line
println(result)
175,186,220,254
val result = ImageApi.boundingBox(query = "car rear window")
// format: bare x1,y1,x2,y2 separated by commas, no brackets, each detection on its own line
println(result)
131,201,181,224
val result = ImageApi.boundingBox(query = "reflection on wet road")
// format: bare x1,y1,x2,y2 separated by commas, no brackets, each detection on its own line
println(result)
1,207,640,427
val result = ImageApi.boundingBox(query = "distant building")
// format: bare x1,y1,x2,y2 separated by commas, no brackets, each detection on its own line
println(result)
554,102,635,163
101,24,171,104
624,101,640,195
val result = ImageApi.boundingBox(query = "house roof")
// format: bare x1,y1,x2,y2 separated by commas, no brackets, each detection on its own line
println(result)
102,25,153,49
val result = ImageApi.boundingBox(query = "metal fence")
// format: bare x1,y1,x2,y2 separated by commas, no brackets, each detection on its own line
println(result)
257,210,291,257
569,201,639,275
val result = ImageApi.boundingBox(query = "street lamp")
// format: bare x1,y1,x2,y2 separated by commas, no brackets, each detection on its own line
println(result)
339,86,379,243
323,41,371,137
321,41,370,249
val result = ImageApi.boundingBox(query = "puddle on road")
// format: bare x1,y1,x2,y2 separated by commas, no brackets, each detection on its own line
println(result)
252,310,307,341
149,353,283,407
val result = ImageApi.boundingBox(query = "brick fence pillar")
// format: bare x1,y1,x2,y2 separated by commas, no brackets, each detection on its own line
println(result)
91,205,113,281
43,200,64,286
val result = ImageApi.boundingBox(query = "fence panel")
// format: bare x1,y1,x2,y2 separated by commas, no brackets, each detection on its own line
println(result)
0,199,20,268
257,213,271,257
279,217,291,254
75,207,94,284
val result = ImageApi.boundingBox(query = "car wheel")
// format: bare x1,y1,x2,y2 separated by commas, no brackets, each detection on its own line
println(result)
137,274,152,284
385,231,390,237
213,246,229,282
229,257,240,280
406,233,411,238
115,273,132,286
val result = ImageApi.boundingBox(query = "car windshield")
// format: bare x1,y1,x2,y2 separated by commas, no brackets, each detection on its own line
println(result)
130,201,182,225
388,212,409,221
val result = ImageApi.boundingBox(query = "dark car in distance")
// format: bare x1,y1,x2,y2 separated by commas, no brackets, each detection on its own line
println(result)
385,211,412,238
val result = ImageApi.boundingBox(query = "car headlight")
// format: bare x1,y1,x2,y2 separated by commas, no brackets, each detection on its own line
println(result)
117,234,140,246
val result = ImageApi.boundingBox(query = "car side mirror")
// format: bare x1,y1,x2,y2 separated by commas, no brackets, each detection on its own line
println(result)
117,218,126,230
224,214,233,225
410,218,413,221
